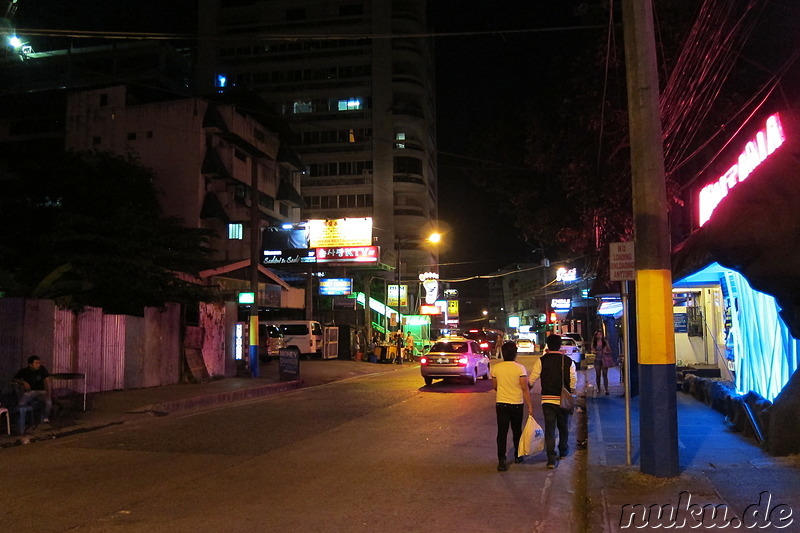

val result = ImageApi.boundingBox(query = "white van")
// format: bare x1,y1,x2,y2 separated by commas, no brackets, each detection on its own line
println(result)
262,320,323,358
258,323,286,362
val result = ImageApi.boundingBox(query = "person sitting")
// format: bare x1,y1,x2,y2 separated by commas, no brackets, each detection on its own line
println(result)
13,355,53,434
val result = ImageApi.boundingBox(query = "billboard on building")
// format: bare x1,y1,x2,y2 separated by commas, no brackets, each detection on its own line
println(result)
262,218,377,265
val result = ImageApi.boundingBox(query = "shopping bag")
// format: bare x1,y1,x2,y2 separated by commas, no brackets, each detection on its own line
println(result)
560,387,575,414
518,415,545,457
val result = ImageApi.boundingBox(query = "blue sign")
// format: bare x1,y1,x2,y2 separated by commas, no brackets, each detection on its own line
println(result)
320,278,353,296
674,312,688,333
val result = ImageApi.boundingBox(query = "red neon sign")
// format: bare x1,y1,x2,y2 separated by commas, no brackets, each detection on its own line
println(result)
698,113,785,226
315,246,378,263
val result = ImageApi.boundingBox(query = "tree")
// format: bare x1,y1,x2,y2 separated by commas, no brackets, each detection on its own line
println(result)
0,150,219,315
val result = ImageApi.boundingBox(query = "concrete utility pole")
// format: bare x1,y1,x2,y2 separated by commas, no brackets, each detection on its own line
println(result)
621,0,679,477
249,158,261,378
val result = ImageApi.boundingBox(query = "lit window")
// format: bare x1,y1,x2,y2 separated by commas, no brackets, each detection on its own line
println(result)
338,98,362,111
395,132,406,149
293,101,313,113
228,223,243,240
216,74,227,88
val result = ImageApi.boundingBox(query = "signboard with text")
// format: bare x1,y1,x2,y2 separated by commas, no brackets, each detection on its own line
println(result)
609,242,635,281
319,278,353,296
388,284,408,307
698,113,785,226
262,218,376,265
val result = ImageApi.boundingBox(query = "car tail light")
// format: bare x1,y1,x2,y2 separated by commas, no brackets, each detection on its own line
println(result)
420,357,428,365
458,356,468,366
480,342,489,349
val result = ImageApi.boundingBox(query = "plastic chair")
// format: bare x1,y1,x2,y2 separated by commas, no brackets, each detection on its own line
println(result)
0,406,9,435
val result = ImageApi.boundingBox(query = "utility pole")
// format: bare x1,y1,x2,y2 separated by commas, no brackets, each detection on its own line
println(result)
249,157,261,378
622,0,679,477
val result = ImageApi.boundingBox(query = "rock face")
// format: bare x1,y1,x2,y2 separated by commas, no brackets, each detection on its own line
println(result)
767,369,800,456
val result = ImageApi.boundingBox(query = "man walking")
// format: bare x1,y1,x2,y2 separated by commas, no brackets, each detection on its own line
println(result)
529,334,577,469
491,341,534,471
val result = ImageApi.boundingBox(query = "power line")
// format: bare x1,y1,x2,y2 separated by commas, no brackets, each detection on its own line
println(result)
15,24,607,42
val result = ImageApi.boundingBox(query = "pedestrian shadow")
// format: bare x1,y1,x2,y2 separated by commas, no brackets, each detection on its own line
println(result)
420,379,494,393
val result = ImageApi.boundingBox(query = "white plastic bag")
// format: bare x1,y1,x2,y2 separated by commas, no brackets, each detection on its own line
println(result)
518,415,545,457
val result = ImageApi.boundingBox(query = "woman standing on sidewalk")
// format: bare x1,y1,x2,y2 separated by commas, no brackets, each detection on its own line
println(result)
592,330,613,395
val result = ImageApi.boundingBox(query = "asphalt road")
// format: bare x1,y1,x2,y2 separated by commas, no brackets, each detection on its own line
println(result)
1,356,569,533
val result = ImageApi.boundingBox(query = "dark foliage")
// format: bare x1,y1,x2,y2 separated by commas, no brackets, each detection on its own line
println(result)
0,151,219,315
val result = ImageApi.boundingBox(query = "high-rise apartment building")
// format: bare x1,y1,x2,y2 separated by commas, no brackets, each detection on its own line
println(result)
196,0,439,283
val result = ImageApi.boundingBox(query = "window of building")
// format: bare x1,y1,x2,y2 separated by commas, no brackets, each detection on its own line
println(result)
293,101,313,113
99,94,108,107
127,132,137,141
394,156,422,175
92,136,101,146
303,194,373,209
395,132,406,149
228,223,243,240
234,149,247,162
216,74,227,88
338,98,363,111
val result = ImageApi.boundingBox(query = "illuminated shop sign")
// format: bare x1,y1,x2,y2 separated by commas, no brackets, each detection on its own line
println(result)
698,113,786,226
556,267,577,282
262,218,375,264
307,217,373,248
319,278,353,296
419,272,439,304
388,284,408,307
315,246,378,263
551,298,571,310
263,249,316,264
447,300,459,318
420,305,441,315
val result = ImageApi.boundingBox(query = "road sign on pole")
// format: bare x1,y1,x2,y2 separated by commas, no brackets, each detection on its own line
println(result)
609,242,635,281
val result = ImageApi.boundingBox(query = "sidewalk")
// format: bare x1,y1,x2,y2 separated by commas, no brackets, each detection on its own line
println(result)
582,365,800,531
0,358,403,447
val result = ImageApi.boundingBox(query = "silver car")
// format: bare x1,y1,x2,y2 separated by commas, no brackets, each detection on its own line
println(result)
420,336,491,386
560,337,582,365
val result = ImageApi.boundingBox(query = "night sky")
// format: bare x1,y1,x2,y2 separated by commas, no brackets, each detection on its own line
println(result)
13,0,590,280
429,0,595,279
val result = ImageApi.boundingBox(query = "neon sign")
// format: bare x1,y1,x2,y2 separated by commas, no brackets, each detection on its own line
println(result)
698,113,785,226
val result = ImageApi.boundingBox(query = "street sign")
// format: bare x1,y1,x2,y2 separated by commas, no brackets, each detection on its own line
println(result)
609,242,635,281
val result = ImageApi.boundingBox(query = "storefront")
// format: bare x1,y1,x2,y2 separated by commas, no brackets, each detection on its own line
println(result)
672,110,800,402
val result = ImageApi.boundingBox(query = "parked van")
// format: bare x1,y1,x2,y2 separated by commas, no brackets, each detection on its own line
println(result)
261,320,324,358
258,323,286,362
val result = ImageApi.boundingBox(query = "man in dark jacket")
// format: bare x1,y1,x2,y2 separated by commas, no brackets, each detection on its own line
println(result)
13,355,52,434
529,334,577,468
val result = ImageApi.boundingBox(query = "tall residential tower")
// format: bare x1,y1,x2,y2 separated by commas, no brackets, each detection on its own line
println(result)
197,0,439,283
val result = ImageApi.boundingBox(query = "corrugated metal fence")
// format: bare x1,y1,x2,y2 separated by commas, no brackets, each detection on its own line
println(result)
0,298,235,393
